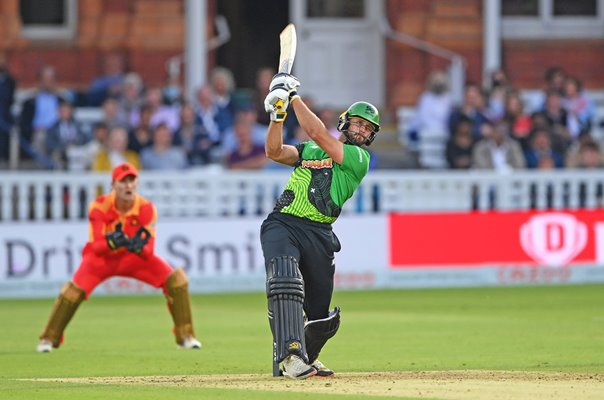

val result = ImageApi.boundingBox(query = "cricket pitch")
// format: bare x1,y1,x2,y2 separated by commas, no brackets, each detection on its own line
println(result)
32,370,604,399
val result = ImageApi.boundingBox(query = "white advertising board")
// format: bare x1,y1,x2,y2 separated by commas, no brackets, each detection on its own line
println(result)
1,213,603,299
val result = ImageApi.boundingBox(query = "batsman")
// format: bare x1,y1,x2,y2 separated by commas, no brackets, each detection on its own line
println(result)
36,162,201,352
261,71,381,378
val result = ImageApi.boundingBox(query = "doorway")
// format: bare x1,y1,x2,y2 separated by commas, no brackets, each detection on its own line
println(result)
215,1,290,91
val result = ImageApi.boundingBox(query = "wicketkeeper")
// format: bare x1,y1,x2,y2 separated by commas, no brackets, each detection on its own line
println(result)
36,162,201,352
261,73,380,379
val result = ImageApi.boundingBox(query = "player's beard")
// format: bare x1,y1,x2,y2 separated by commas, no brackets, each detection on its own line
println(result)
343,129,368,147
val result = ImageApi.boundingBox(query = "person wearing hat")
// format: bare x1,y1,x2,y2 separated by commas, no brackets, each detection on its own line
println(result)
261,73,380,379
36,162,201,352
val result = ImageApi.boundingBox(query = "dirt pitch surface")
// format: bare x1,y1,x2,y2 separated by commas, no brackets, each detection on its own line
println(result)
33,370,604,399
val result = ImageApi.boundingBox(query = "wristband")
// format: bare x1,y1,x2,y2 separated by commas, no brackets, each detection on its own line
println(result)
270,111,287,123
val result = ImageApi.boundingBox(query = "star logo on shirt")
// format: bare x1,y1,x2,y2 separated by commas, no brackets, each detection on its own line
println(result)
310,188,315,193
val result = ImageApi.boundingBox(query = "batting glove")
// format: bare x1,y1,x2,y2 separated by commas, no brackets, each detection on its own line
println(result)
269,73,300,94
264,87,289,122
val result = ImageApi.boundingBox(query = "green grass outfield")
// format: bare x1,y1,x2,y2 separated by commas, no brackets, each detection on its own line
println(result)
1,284,603,399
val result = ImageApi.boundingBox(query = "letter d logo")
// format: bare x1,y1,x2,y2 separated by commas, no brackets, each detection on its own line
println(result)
520,213,587,267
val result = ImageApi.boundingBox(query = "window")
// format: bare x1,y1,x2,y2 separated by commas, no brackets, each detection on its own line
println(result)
502,0,539,16
20,0,77,41
501,0,604,39
306,0,364,18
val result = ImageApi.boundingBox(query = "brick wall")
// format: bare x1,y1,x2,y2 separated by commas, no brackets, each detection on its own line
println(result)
503,40,604,89
386,0,483,109
0,0,187,89
386,0,604,108
2,0,602,108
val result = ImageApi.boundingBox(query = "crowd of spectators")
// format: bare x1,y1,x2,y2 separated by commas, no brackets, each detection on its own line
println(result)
407,65,604,172
1,52,602,173
0,53,340,172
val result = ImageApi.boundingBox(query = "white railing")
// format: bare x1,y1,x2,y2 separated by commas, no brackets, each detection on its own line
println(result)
0,169,602,222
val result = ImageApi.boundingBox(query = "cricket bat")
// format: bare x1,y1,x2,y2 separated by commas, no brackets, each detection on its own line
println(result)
274,23,297,112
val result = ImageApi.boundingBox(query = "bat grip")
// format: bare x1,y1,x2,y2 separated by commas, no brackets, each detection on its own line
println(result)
274,99,285,111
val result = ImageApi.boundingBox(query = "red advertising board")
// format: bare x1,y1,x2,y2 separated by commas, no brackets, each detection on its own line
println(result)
389,210,604,268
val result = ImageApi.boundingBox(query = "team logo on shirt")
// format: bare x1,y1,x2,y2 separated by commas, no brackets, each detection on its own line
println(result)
301,158,333,169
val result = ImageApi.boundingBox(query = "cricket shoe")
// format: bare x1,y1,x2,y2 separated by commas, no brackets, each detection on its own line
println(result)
179,336,202,349
281,355,317,379
36,339,53,353
312,359,335,377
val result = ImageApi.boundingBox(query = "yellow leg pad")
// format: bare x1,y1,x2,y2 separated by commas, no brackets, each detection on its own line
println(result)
166,268,195,345
39,281,85,348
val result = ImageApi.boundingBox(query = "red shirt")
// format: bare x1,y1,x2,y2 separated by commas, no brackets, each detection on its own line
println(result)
84,191,156,259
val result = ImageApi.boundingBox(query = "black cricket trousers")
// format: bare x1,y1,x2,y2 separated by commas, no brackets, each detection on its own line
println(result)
260,212,341,321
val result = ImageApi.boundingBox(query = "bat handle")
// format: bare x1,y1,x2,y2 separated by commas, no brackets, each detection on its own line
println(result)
274,99,285,111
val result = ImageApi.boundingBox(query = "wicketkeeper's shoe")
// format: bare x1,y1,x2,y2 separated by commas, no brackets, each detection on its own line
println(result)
36,339,53,353
179,336,202,349
281,355,317,380
312,359,335,377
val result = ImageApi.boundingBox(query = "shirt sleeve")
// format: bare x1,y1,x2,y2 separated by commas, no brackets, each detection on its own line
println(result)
340,144,370,180
88,204,112,256
137,202,157,259
293,142,305,167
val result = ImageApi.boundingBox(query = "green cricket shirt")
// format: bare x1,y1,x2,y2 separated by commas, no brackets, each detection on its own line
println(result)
274,141,370,224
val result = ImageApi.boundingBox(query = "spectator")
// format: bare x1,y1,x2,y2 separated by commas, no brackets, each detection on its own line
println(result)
251,66,275,127
446,116,474,169
225,114,266,170
448,82,491,141
45,100,90,169
484,68,511,121
117,72,145,129
575,140,604,207
573,139,604,169
19,65,66,161
173,103,213,166
92,125,141,172
128,103,154,153
562,76,595,138
531,66,566,112
193,84,222,146
86,53,126,107
523,128,564,169
565,132,604,168
318,107,341,140
139,87,180,133
140,123,187,170
535,155,556,170
148,86,181,132
80,122,110,170
128,125,153,154
407,70,451,152
221,107,267,155
472,121,526,172
100,97,128,129
292,125,311,143
209,66,236,133
0,53,16,164
162,75,184,106
504,90,532,150
542,90,572,152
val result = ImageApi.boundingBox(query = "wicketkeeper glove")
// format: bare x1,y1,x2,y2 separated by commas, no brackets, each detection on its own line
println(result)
127,226,151,254
106,222,129,250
